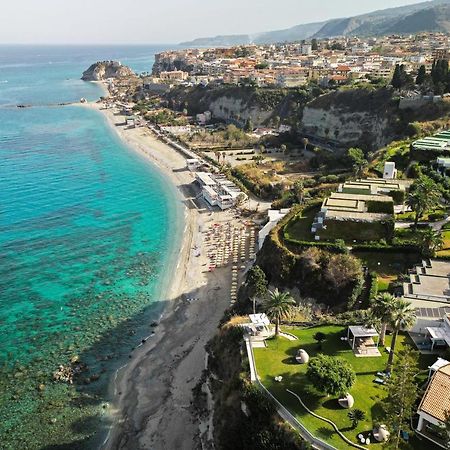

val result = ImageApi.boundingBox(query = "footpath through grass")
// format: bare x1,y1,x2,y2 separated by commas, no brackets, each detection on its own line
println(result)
253,325,435,449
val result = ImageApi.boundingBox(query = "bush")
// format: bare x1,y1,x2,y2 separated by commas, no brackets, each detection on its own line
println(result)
306,354,356,396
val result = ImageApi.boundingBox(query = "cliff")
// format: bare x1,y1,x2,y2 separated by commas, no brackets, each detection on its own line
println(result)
301,88,398,150
81,61,134,81
165,85,312,126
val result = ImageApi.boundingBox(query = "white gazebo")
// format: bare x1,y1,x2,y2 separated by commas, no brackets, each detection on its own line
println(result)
347,326,381,357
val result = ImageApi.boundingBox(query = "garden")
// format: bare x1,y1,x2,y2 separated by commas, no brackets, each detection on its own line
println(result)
253,325,437,449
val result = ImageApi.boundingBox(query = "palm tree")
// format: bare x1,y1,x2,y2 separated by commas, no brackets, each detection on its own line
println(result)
368,293,397,346
264,289,296,336
348,409,365,428
418,228,444,257
386,298,417,370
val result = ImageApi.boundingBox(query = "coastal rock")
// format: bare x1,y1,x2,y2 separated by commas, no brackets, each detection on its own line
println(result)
81,61,134,81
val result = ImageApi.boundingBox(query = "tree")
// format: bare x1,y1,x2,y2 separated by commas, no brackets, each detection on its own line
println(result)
214,150,221,163
348,409,365,429
391,64,413,90
280,144,287,155
293,179,305,204
306,354,356,397
406,176,440,228
313,331,326,349
383,347,419,449
347,147,368,179
386,298,417,370
246,266,268,313
311,38,318,51
264,289,296,336
416,65,426,85
418,228,444,257
244,118,254,133
368,293,397,346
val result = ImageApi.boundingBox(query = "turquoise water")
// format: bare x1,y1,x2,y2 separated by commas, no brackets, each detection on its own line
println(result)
0,46,182,448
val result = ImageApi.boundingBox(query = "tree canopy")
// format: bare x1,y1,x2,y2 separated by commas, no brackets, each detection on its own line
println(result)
406,175,440,228
264,289,296,336
306,354,356,397
383,347,419,449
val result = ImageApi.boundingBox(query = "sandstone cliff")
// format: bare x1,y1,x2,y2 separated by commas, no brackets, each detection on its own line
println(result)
301,88,397,150
81,61,134,81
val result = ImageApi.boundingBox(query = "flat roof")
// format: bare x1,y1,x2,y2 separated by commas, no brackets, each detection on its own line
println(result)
196,172,216,186
410,275,450,300
349,325,379,338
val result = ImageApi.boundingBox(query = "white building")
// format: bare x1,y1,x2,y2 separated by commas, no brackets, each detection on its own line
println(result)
258,209,290,250
383,162,397,179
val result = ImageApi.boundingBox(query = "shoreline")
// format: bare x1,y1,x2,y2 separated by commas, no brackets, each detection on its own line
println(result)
88,100,236,449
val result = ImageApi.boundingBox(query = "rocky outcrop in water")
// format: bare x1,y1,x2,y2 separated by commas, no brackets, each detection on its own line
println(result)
81,61,134,81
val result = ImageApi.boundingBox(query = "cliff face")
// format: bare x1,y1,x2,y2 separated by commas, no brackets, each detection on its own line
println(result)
166,85,310,126
81,61,134,81
301,88,397,150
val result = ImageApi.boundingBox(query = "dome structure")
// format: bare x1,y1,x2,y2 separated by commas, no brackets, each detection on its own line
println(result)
373,425,390,442
338,393,354,409
295,349,309,364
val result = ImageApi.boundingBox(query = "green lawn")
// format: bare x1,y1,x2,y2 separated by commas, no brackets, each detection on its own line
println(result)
352,250,421,293
437,230,450,258
284,206,319,242
253,325,435,449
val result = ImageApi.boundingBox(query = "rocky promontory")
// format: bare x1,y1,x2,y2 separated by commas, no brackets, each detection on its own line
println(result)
81,61,134,81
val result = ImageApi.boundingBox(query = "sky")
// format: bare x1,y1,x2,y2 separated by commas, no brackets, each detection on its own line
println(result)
0,0,430,44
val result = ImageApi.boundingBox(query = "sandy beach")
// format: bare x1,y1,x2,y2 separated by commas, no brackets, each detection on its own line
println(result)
89,103,254,450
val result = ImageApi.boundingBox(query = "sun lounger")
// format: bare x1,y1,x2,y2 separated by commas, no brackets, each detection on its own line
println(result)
374,377,385,385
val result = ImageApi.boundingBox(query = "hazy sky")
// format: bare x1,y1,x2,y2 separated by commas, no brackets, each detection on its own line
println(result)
1,0,429,44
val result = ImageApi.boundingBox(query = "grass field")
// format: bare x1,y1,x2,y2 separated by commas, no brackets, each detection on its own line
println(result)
352,250,421,293
253,325,436,449
437,229,450,258
283,206,319,242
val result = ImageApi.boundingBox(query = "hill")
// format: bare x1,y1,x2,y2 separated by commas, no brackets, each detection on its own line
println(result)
179,0,450,46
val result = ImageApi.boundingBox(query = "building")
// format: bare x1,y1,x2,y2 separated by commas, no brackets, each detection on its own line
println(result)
258,209,291,250
311,191,394,242
437,157,450,175
412,130,450,159
416,363,450,448
403,260,450,306
337,178,409,198
383,162,397,179
160,70,189,82
433,48,450,60
195,172,246,210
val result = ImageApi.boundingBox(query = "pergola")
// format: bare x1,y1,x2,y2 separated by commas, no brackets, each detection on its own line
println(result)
347,326,380,351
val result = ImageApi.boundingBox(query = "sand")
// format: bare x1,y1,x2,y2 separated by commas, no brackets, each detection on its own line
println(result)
90,104,239,450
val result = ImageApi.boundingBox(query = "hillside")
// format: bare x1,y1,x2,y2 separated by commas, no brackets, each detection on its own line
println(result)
180,0,450,46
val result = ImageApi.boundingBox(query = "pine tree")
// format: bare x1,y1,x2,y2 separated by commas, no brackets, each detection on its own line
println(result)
391,64,402,89
383,348,419,449
416,65,426,85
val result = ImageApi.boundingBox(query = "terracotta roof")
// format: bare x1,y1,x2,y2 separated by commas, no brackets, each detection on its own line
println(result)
419,364,450,422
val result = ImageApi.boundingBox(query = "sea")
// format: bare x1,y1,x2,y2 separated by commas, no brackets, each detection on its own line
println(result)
0,45,183,449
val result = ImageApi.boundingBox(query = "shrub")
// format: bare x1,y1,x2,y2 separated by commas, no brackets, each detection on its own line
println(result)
306,354,356,396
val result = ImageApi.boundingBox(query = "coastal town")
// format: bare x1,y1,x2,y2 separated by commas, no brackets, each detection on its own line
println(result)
75,28,450,450
7,1,450,450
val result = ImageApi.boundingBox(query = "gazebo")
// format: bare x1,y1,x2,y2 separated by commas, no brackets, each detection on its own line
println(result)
347,326,380,357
